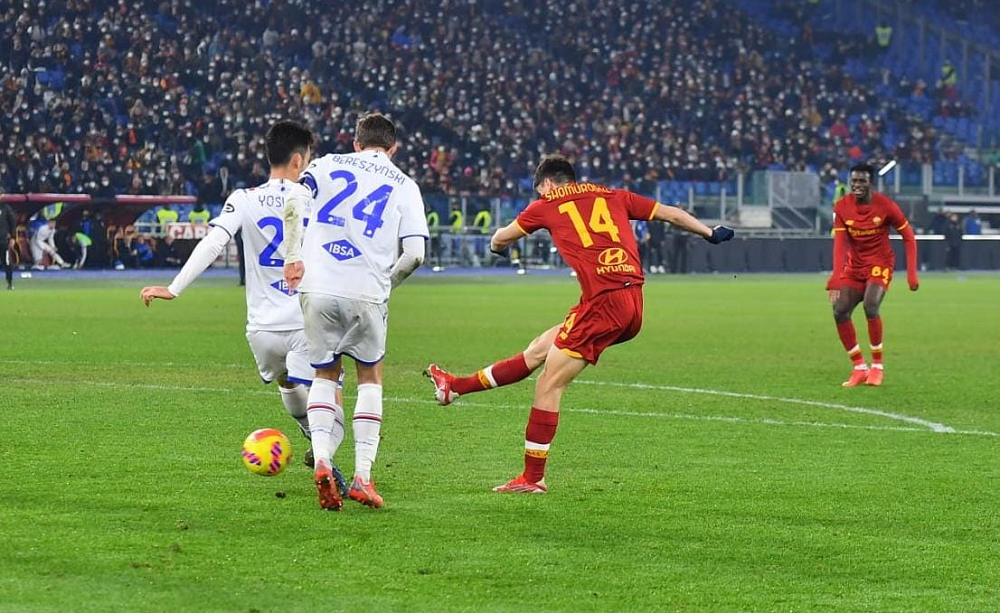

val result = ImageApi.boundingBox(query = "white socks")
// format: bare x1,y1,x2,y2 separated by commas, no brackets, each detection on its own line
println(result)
306,378,345,468
352,383,383,482
278,384,310,439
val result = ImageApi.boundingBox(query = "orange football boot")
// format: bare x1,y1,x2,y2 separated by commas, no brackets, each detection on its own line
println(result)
348,476,384,509
314,462,343,511
865,367,884,387
492,474,548,494
842,367,869,387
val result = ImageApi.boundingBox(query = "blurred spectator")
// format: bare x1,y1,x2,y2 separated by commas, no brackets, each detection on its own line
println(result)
188,204,210,224
929,210,948,234
154,235,183,267
944,213,963,269
114,225,137,270
70,230,91,269
963,210,982,235
131,235,155,268
668,211,692,274
875,21,893,52
30,219,69,270
1,198,15,289
156,205,179,229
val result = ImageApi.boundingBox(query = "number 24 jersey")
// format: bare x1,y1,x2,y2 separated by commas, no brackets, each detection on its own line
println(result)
297,150,429,303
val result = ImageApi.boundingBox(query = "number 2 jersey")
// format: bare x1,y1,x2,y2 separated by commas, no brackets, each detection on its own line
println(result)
516,182,658,300
832,192,911,268
211,178,310,332
297,149,429,303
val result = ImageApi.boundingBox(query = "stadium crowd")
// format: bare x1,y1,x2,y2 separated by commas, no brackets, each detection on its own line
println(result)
1,0,991,206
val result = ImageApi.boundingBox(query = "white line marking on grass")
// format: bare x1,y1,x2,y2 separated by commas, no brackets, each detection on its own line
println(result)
4,358,247,369
15,378,999,438
573,379,958,434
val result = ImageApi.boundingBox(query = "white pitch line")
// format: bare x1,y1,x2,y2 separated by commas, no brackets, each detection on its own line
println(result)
573,379,957,433
0,358,247,369
13,378,999,438
5,360,971,434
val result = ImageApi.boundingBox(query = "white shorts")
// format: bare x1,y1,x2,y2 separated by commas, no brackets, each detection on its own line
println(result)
245,329,313,385
300,293,388,367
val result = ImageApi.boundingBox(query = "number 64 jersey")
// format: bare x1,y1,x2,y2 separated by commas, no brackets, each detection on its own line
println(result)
297,150,429,303
210,178,310,331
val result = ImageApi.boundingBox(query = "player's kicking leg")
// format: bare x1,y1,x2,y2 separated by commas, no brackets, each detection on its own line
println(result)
494,344,588,494
830,285,868,387
861,283,888,386
426,324,561,405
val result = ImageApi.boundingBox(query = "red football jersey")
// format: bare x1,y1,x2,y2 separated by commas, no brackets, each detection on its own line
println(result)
515,182,657,300
833,192,911,266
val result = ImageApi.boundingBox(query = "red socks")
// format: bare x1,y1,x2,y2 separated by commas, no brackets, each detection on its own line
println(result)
836,321,865,367
867,316,883,367
452,353,532,395
523,408,559,483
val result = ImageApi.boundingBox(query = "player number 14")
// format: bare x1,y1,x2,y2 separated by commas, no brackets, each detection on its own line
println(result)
558,198,621,247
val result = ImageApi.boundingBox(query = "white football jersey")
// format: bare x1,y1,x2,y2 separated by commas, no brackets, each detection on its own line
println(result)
297,150,428,303
211,179,311,332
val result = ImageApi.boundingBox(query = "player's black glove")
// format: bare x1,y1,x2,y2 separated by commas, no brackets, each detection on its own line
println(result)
490,244,511,258
705,225,735,244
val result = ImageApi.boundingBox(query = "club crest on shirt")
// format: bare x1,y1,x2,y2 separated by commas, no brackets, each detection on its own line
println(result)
845,219,855,226
873,216,882,224
270,279,297,296
323,239,362,261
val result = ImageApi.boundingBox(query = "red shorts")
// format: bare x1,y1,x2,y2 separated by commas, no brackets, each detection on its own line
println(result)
836,262,894,293
554,284,644,365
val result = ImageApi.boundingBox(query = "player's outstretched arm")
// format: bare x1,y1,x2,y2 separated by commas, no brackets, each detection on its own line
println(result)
490,222,527,257
140,225,231,306
651,204,734,244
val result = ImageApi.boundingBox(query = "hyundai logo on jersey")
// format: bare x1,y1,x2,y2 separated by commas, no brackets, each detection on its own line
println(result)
270,279,297,296
323,239,362,261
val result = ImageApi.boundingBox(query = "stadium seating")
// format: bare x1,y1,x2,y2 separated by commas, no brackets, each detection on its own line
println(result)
0,0,996,204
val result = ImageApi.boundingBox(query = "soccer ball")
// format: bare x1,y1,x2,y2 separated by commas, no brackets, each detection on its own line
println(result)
241,428,292,476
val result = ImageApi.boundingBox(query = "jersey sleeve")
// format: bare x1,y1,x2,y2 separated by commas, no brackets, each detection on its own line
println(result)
622,190,658,221
514,199,546,235
397,181,430,239
210,192,244,237
299,160,321,198
832,202,847,234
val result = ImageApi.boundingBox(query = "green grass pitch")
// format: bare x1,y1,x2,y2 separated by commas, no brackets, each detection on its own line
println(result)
1,272,999,612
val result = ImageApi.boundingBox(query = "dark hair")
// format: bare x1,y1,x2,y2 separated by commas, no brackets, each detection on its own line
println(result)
533,155,577,188
265,120,313,166
355,113,396,150
849,163,876,181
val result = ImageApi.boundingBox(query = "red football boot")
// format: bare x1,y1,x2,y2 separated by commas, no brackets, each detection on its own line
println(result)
314,462,343,511
492,474,548,494
842,367,869,387
865,367,884,387
348,476,384,509
425,363,459,406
